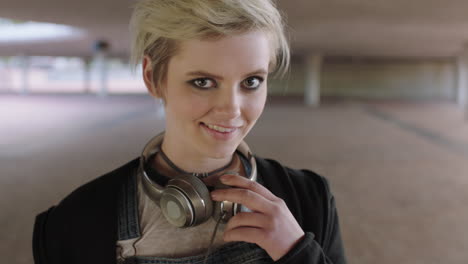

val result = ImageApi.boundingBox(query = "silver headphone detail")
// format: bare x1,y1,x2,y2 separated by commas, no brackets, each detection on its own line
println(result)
138,132,257,228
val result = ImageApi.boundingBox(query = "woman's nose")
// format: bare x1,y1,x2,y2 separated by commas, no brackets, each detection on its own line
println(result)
213,87,241,119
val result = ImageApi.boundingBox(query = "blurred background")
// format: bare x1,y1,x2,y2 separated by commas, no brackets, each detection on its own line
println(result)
1,0,468,263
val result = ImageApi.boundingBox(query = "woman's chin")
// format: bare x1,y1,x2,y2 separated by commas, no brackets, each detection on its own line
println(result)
204,146,237,159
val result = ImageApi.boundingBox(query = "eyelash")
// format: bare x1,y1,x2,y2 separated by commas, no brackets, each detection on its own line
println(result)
188,76,264,90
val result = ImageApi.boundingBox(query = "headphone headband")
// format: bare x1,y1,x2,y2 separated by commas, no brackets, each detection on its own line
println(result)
139,132,257,202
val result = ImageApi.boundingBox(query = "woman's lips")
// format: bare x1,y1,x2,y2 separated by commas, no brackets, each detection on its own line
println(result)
200,122,238,140
204,123,237,132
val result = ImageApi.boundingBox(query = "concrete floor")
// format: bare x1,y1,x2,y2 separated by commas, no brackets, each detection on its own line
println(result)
1,95,467,264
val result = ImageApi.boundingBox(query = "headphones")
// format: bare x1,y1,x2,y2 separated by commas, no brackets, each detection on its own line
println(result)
138,132,257,228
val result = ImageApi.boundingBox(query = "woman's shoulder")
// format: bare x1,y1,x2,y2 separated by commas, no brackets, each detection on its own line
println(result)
60,158,139,207
33,158,140,262
254,156,332,199
37,158,139,221
254,156,334,234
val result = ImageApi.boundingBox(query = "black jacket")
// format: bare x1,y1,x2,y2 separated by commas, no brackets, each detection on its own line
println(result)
33,156,347,263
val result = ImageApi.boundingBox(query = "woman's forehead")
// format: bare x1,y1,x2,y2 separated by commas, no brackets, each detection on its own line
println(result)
170,31,272,75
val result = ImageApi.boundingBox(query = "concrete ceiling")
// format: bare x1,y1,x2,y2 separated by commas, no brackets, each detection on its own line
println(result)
1,0,468,58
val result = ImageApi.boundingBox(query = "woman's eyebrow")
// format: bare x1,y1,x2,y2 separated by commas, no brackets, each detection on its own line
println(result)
243,69,268,78
185,69,268,80
186,71,224,80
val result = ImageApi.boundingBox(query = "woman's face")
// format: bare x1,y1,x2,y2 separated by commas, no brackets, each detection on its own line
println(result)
146,31,271,159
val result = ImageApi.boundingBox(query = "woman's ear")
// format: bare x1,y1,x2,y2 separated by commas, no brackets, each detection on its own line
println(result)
142,55,160,98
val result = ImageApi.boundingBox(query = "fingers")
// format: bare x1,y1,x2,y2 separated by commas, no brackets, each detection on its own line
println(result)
211,174,304,261
211,174,283,214
224,212,271,231
211,187,272,213
218,174,277,201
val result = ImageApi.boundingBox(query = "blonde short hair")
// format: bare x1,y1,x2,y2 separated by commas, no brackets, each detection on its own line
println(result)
129,0,290,87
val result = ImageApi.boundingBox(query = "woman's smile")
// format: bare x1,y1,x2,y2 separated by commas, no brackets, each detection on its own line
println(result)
200,122,240,141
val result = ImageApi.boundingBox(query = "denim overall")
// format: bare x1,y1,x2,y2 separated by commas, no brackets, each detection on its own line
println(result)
116,154,273,264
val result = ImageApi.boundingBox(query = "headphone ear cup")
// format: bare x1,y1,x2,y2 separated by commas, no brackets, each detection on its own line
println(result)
160,175,213,227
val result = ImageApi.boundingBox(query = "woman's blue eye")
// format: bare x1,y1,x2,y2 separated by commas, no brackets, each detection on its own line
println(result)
191,78,216,89
242,76,263,89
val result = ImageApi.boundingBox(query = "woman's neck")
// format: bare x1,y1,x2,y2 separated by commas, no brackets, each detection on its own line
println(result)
153,150,244,186
157,139,234,176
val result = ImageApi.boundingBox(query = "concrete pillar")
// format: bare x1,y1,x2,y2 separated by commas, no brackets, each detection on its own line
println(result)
0,57,5,91
94,51,108,97
304,53,322,106
456,46,468,120
83,57,92,94
456,53,467,106
93,40,110,97
20,55,30,95
1,57,13,92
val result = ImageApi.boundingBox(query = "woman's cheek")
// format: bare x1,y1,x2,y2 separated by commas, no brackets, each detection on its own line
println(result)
248,91,267,119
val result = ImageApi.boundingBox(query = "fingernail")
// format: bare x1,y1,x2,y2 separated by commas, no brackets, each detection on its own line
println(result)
210,192,218,200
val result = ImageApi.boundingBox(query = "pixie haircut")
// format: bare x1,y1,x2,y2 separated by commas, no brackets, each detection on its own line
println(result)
130,0,290,88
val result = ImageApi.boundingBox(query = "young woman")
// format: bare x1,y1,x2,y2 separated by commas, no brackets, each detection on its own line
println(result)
33,1,347,263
